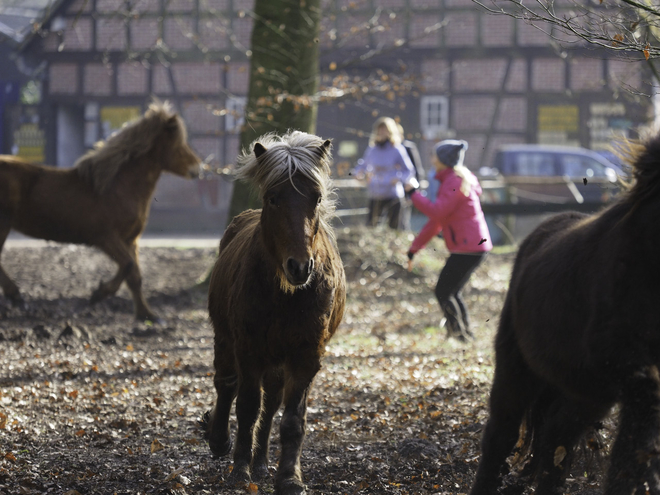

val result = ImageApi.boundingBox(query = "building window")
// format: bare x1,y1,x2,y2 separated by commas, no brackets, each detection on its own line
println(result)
420,96,449,139
225,96,246,133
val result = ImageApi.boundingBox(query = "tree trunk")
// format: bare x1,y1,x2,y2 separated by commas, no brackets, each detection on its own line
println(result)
228,0,322,220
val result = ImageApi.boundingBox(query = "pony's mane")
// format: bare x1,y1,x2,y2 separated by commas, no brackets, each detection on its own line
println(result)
236,131,337,241
76,100,184,194
619,130,660,207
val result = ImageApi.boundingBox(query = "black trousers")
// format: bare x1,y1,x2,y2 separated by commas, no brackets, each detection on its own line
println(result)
435,252,486,336
367,197,403,230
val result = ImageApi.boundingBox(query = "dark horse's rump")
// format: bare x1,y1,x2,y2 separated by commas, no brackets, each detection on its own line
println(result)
0,101,200,321
470,135,660,495
204,131,345,495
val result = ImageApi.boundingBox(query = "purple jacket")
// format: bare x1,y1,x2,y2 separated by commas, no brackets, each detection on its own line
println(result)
410,167,492,254
356,142,415,199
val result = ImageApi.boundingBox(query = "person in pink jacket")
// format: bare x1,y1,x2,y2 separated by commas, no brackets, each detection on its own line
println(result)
405,139,492,341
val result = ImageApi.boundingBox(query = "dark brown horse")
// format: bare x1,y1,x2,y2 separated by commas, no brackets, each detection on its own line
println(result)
470,133,660,495
204,131,346,495
0,101,200,321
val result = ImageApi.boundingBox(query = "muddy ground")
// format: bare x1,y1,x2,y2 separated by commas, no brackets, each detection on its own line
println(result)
0,226,613,494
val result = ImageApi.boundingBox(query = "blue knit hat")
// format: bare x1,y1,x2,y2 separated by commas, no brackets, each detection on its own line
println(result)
435,139,468,168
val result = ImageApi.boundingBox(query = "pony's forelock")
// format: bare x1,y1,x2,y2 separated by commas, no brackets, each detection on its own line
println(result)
236,131,337,239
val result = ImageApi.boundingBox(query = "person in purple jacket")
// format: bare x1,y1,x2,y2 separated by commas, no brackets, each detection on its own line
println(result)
405,139,492,341
354,117,415,229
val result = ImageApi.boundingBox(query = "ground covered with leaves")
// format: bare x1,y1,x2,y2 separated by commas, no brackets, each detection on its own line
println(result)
0,226,612,494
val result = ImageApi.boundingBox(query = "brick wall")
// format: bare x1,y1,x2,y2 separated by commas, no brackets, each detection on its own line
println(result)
232,16,254,50
409,14,441,48
96,17,127,51
84,64,114,96
495,98,527,131
373,12,406,46
570,57,604,91
482,15,513,47
445,12,478,47
532,58,565,92
49,63,79,94
171,62,223,94
226,62,250,94
131,18,159,51
506,60,527,92
337,14,370,48
200,0,230,11
420,59,449,92
453,97,497,131
117,63,148,95
61,17,93,51
164,17,195,51
182,100,223,133
199,17,231,51
132,0,160,13
608,59,642,90
152,64,174,95
453,59,508,92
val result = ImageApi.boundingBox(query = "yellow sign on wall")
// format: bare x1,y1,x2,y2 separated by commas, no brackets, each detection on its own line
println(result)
538,105,579,132
100,106,141,138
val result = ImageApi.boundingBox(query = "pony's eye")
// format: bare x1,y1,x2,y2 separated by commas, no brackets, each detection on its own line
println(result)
267,196,277,207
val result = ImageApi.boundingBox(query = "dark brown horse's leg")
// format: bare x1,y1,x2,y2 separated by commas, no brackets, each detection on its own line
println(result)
0,216,22,306
470,308,539,495
252,370,284,481
605,366,660,495
276,366,318,495
229,366,264,485
206,342,238,457
532,397,608,495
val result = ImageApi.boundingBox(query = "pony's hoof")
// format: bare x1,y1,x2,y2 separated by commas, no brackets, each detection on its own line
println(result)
7,293,25,309
251,461,270,481
209,437,232,457
89,289,106,305
227,464,250,485
276,478,306,495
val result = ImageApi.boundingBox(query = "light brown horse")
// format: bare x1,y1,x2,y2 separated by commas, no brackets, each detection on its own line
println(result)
0,101,200,321
204,131,346,495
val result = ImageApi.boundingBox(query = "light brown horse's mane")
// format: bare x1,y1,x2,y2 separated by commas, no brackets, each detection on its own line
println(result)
75,100,184,194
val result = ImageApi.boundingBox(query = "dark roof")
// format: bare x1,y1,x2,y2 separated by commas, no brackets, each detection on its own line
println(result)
0,0,62,44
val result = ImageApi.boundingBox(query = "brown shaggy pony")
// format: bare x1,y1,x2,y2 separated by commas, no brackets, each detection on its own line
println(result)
0,101,200,321
470,133,660,495
204,131,346,495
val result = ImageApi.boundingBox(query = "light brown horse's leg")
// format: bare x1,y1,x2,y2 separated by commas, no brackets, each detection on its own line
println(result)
92,239,157,321
123,241,158,322
252,369,284,480
0,217,22,306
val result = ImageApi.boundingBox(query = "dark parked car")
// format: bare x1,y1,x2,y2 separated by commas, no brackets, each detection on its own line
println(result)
481,144,623,205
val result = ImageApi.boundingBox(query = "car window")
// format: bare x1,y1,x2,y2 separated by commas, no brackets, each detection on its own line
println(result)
561,155,608,178
512,153,555,176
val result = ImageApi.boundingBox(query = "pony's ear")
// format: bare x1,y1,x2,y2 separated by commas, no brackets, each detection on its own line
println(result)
315,139,332,157
165,115,179,130
254,142,268,158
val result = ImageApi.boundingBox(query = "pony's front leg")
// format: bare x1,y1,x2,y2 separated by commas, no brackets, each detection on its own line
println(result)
276,366,318,495
252,369,284,480
229,366,263,486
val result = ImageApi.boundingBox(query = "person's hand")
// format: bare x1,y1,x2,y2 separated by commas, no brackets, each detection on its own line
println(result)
404,177,419,196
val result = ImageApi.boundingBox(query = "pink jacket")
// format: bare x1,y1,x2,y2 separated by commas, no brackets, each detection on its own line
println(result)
410,167,492,254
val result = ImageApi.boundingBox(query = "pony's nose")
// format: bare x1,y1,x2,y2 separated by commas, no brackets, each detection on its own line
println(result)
286,257,314,285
